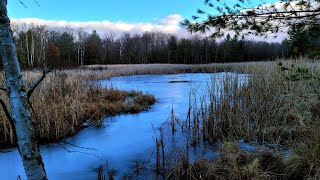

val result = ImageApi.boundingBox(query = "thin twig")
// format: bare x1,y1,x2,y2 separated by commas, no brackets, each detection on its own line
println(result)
60,141,97,151
0,97,17,143
0,150,13,153
27,67,53,98
57,145,103,161
0,87,7,91
33,0,40,6
0,97,15,129
136,150,154,175
17,0,27,8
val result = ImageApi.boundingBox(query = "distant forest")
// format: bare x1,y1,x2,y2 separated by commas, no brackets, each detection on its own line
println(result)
9,24,320,68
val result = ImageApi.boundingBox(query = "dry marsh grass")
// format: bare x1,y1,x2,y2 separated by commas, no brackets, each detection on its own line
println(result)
205,59,320,145
0,69,156,148
158,141,286,180
83,62,273,78
200,142,285,180
147,59,320,179
82,60,320,179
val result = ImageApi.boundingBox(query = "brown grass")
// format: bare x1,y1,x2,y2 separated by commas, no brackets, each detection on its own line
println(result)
82,62,273,79
202,59,320,145
160,141,285,180
204,142,285,180
0,69,156,148
146,58,320,179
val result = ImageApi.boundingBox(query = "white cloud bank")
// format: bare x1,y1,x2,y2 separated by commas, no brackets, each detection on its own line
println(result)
11,14,190,37
11,12,288,42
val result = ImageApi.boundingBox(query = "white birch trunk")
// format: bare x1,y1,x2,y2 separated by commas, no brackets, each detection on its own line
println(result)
25,32,30,66
0,0,48,179
81,43,85,66
39,33,47,67
30,33,34,67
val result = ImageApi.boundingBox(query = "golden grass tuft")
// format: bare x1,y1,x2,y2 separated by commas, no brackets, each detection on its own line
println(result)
194,143,284,180
161,142,285,180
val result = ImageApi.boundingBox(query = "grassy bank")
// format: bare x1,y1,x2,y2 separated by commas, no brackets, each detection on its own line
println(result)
145,59,320,179
0,70,156,148
82,62,272,79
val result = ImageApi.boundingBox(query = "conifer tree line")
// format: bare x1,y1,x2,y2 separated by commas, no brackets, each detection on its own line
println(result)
8,24,319,68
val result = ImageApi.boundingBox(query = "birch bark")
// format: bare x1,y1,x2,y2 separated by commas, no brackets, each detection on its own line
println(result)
0,0,48,179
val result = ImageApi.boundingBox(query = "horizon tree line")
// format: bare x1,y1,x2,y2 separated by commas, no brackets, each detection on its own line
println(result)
7,23,318,69
8,23,294,68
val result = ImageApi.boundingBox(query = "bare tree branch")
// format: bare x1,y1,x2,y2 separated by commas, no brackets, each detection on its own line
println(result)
0,96,17,142
0,87,7,91
18,0,40,8
17,0,27,8
27,67,53,98
33,0,40,7
0,97,14,127
0,150,13,153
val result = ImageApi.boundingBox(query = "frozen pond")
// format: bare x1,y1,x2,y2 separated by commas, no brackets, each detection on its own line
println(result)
0,73,248,179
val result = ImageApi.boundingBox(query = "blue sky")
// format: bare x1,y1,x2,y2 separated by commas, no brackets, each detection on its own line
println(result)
8,0,208,22
8,0,278,22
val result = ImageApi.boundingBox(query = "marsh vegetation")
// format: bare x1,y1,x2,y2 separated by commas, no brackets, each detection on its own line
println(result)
0,60,319,179
0,69,156,148
147,59,320,179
